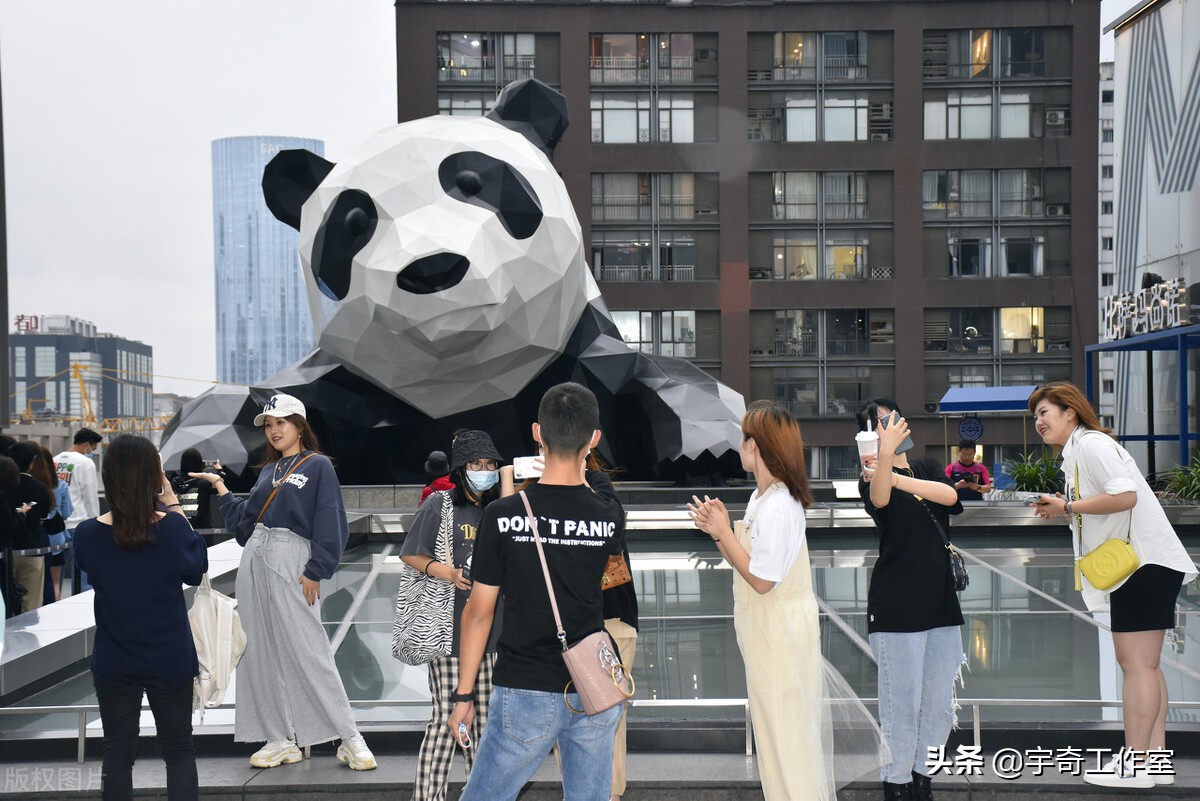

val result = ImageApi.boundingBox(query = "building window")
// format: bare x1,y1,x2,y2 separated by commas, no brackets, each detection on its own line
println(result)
1103,379,1115,394
824,231,870,279
774,310,819,356
998,88,1071,138
590,34,650,84
590,93,650,143
999,229,1045,276
923,170,993,218
1102,89,1114,103
1102,165,1113,179
771,232,818,279
658,94,695,142
592,173,650,221
821,172,867,220
947,229,993,277
658,34,695,84
783,92,818,141
773,172,818,220
924,89,992,139
1101,272,1114,287
15,381,25,415
438,32,495,83
1102,128,1114,142
772,31,868,81
773,367,821,416
34,347,56,377
1000,306,1045,352
925,308,996,352
12,348,25,376
591,230,698,282
1101,201,1113,215
823,92,869,141
923,29,993,79
438,92,494,117
1102,237,1114,251
612,310,696,358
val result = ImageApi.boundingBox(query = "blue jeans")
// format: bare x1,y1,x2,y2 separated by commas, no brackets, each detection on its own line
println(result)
461,685,622,801
93,675,197,801
870,626,965,784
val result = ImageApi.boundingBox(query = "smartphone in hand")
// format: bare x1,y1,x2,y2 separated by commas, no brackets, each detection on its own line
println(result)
879,412,915,454
513,455,543,480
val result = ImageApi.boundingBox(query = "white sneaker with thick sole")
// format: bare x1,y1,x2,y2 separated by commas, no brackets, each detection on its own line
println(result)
1151,772,1176,786
249,739,303,768
336,733,377,770
1084,753,1154,789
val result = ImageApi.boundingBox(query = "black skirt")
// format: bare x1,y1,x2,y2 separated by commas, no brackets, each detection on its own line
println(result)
1109,564,1185,632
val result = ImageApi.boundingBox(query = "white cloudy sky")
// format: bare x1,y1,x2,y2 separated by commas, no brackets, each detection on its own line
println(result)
1,0,1124,396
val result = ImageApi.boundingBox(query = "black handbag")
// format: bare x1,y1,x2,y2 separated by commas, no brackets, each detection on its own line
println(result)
919,501,970,592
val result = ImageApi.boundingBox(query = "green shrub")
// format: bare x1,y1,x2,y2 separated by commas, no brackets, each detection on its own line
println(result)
1004,452,1064,494
1165,455,1200,500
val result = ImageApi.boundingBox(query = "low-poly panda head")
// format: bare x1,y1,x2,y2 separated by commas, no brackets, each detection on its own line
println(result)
262,80,593,417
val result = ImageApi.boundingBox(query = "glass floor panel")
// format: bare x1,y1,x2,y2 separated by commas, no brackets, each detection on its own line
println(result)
7,539,1199,735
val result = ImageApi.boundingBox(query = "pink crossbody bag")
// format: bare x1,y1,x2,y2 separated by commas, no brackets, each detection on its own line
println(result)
519,490,635,715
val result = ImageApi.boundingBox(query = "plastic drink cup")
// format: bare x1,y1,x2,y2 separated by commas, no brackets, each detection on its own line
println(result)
855,430,880,468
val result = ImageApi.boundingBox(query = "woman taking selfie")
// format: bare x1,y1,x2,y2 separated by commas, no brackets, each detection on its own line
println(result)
74,434,206,801
690,400,880,801
857,399,964,801
1029,382,1196,788
191,393,376,771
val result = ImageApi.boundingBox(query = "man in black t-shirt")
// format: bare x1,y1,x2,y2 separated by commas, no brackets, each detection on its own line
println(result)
449,383,625,801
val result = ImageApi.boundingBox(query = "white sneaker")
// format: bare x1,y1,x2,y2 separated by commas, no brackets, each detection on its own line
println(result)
249,738,303,768
336,733,377,770
1151,772,1176,786
1084,753,1154,789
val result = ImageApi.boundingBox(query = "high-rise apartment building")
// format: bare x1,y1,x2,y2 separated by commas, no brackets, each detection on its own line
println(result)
212,136,323,385
397,0,1100,477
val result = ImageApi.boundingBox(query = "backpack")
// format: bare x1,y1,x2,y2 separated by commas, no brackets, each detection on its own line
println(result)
188,573,247,718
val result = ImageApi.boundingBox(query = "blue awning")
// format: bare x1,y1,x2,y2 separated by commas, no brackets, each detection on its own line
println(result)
937,385,1038,414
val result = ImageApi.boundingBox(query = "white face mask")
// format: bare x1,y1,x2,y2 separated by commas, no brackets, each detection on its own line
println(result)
466,469,499,493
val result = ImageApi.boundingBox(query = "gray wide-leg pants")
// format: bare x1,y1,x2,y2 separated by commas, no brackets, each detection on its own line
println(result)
234,525,356,747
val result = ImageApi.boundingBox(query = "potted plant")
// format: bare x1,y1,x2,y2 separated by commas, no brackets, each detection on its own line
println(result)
1164,455,1200,501
1003,452,1064,495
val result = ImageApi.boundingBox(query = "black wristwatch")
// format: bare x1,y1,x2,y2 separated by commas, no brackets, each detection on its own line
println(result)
450,690,476,703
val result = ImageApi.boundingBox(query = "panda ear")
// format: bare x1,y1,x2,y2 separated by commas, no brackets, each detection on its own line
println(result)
486,78,569,156
261,149,336,230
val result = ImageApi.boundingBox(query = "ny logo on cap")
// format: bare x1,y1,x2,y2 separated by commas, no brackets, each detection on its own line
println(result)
264,397,278,411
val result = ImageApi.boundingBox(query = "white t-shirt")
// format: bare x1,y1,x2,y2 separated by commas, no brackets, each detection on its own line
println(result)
745,485,807,583
1062,427,1198,610
54,450,100,528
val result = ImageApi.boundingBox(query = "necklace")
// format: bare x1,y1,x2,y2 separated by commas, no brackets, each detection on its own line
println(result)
272,451,304,487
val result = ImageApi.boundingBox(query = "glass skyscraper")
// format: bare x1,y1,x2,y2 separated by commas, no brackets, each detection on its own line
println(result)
212,135,324,385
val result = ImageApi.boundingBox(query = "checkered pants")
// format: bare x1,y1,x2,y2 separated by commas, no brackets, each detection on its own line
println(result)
413,652,496,801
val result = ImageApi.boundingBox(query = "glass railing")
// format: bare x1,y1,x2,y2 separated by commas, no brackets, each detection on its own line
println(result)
4,530,1199,755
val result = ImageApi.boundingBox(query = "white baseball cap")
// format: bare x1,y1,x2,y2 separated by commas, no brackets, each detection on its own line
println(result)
253,393,307,427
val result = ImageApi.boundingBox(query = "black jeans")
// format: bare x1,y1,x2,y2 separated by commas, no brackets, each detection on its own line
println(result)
93,675,198,801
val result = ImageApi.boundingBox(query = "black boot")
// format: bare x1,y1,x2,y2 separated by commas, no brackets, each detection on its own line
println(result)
911,771,932,801
882,781,914,801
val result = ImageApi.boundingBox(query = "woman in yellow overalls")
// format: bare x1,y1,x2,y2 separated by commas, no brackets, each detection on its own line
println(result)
690,400,881,800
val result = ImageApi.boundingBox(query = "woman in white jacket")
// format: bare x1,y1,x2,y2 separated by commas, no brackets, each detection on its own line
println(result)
1030,382,1197,789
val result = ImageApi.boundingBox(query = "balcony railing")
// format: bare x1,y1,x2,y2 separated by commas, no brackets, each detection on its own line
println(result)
597,265,696,282
658,56,694,83
822,55,869,80
502,54,536,82
592,194,650,221
774,334,819,357
660,195,695,220
438,56,495,83
591,56,650,84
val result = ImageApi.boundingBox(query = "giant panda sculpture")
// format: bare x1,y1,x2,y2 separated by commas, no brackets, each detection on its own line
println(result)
162,79,745,484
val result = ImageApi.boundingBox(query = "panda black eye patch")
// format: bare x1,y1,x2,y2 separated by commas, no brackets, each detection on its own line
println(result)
311,189,378,301
439,152,542,240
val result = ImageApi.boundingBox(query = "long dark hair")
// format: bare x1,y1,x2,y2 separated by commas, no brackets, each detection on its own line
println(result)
0,456,20,494
31,443,58,510
260,414,323,465
741,400,813,507
102,434,163,551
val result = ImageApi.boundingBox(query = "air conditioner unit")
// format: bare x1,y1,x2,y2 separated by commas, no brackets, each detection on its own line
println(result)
924,402,939,414
696,48,717,62
1045,109,1068,127
1046,204,1069,217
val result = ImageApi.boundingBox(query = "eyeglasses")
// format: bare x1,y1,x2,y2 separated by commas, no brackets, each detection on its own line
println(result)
467,459,499,471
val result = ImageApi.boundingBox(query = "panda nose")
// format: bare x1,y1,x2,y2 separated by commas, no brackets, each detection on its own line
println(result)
396,252,471,295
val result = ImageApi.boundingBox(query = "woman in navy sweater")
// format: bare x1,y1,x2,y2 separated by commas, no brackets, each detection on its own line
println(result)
74,434,207,801
190,393,375,771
